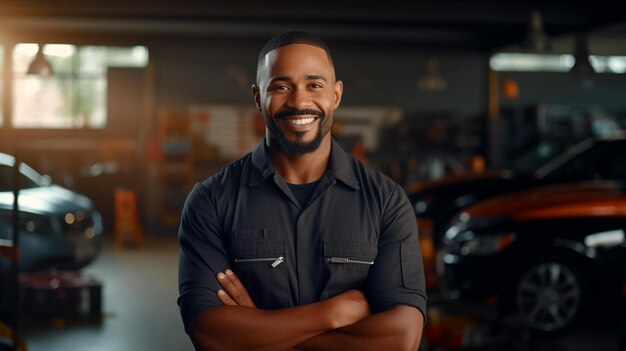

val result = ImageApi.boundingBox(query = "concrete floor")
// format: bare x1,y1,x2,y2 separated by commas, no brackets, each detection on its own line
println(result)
21,235,194,351
17,235,625,351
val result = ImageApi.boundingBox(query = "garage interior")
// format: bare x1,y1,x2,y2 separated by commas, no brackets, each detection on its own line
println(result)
1,1,626,350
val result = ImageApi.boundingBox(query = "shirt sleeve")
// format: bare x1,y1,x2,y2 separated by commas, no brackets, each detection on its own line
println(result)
365,183,428,319
177,182,230,331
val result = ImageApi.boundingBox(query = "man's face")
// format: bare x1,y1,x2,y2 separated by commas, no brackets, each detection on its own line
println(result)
253,44,343,157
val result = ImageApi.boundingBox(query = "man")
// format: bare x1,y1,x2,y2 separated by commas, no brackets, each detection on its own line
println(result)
178,30,427,350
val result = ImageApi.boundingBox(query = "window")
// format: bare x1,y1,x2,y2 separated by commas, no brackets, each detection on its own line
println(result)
12,44,148,128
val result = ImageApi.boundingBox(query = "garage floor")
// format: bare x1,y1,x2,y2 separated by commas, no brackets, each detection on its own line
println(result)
21,235,194,351
19,235,624,351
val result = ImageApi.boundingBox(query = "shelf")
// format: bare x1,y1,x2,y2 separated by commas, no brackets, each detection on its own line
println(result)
157,109,193,228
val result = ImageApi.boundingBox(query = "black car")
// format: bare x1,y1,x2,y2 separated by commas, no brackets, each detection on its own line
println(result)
408,135,626,249
438,180,626,335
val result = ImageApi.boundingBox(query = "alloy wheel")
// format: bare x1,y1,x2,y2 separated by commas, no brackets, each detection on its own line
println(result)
515,261,582,333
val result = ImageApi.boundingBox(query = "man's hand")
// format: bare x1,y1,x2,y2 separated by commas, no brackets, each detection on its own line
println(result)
197,269,395,351
192,270,369,351
216,269,256,308
216,269,369,329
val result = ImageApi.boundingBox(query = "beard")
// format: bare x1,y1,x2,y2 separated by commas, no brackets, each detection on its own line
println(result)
266,108,331,158
278,128,324,158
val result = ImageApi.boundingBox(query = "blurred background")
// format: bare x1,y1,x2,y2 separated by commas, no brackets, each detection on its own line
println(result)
0,1,625,350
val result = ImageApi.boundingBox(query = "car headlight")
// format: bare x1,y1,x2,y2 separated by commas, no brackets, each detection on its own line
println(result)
584,229,624,248
459,232,516,256
444,211,471,243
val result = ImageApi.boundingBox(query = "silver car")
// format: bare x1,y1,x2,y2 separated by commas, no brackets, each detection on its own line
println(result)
0,152,103,272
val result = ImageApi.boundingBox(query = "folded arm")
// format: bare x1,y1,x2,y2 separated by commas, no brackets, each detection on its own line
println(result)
294,305,423,351
188,270,370,351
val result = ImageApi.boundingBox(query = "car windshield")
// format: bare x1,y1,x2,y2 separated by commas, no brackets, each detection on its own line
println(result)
534,138,626,181
508,140,570,175
0,154,46,191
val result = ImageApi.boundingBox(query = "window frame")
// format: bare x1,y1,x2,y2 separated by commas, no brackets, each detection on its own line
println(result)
1,42,148,133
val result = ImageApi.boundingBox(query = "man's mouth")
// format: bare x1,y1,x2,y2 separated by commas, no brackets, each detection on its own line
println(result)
285,117,317,125
274,108,324,120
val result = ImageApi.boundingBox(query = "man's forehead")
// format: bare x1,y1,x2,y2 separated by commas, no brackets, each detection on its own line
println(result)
262,44,331,66
260,44,334,77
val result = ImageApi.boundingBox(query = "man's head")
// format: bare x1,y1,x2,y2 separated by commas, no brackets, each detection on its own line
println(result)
253,30,343,158
256,30,334,84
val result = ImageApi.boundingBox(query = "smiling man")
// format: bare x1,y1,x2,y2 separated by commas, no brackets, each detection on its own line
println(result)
178,30,427,351
257,42,335,161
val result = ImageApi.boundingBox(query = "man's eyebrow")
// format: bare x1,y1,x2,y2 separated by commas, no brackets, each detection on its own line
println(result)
306,75,328,82
268,75,328,85
269,76,290,85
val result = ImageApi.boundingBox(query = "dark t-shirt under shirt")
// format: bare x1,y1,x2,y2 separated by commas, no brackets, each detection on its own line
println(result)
287,181,320,208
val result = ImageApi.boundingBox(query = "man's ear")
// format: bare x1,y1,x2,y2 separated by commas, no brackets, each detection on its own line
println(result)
333,80,343,109
251,84,262,111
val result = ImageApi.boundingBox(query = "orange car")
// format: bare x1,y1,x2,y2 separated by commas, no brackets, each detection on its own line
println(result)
408,136,626,248
438,180,626,335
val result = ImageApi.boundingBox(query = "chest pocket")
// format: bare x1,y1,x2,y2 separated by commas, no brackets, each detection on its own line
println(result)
231,237,290,309
320,240,377,300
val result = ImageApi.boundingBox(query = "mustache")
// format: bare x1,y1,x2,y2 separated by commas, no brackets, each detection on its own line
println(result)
274,108,325,120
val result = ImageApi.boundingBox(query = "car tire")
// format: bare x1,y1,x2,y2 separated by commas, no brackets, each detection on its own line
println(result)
512,257,588,335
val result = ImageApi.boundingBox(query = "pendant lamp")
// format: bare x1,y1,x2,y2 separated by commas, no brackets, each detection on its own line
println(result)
570,36,595,75
27,44,54,76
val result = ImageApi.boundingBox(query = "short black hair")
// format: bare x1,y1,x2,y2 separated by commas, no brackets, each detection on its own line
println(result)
256,30,334,81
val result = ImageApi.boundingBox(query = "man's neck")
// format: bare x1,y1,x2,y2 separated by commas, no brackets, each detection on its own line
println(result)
268,135,331,185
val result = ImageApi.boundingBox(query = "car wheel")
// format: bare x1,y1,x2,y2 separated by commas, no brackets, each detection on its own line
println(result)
514,260,585,334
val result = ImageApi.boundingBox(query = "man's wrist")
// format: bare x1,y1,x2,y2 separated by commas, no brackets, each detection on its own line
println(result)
319,289,370,330
317,295,343,330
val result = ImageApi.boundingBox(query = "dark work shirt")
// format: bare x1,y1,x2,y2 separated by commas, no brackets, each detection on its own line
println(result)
177,138,427,329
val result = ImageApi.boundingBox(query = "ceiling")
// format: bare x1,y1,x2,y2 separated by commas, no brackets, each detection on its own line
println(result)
1,1,626,54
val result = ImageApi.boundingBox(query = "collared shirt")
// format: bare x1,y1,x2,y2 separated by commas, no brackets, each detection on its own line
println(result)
178,138,427,328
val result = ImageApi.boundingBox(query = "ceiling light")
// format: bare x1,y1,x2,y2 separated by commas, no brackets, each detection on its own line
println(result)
27,44,54,76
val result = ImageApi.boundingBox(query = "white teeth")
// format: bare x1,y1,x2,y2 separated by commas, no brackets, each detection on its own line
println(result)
287,118,315,125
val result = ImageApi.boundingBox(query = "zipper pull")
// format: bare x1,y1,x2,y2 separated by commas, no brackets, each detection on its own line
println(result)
271,256,284,268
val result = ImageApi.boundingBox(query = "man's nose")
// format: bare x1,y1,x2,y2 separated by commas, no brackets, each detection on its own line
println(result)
287,88,312,110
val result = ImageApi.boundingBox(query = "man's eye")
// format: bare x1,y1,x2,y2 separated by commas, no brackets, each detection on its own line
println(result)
309,83,323,89
272,85,290,91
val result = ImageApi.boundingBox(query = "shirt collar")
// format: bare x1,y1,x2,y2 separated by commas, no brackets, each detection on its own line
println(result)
248,137,360,190
249,140,275,187
327,138,360,190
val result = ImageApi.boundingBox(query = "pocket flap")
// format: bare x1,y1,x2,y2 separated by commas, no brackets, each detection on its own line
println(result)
232,238,285,258
324,240,377,260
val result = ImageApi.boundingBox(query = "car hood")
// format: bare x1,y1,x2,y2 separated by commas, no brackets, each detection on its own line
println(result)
0,185,94,214
465,181,626,221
